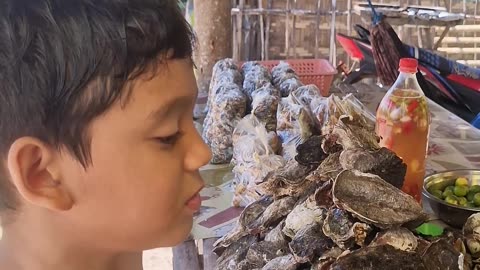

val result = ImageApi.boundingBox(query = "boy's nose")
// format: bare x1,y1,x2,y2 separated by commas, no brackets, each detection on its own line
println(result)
184,132,212,171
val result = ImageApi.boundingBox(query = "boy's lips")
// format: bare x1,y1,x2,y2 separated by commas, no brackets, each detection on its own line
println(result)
185,186,204,212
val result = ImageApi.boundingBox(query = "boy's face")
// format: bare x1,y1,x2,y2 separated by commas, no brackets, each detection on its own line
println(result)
56,58,211,249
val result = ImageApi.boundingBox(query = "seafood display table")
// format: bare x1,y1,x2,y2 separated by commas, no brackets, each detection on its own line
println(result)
172,82,480,270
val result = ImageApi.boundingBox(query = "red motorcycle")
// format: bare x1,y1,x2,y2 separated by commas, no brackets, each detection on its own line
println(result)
337,24,480,125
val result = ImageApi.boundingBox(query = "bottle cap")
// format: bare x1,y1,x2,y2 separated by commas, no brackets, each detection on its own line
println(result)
399,58,418,73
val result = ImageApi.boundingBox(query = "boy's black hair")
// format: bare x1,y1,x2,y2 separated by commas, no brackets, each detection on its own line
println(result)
0,0,195,212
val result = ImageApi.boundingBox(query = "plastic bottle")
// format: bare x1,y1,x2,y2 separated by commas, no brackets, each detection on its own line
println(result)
376,58,430,202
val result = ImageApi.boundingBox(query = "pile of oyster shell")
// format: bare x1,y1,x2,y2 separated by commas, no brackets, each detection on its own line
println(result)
214,95,480,270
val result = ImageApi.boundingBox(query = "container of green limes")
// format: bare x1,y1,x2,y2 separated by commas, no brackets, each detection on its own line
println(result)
423,169,480,228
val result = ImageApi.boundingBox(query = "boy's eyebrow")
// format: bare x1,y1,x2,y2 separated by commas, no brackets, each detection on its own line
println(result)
147,95,194,122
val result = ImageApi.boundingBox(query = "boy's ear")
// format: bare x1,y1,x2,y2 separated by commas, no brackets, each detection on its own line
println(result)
7,137,74,211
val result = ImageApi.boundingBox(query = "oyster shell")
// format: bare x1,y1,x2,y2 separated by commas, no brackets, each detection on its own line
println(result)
264,220,288,247
261,254,299,270
246,241,288,267
239,196,274,228
289,223,334,263
330,244,427,270
311,247,345,270
322,208,355,249
314,180,334,209
295,135,328,166
332,170,427,229
214,196,273,250
464,213,480,258
306,152,343,183
370,227,418,252
422,239,464,270
216,235,258,270
322,207,372,249
235,259,259,270
260,160,317,198
339,147,407,189
321,133,343,154
283,193,327,238
247,196,297,234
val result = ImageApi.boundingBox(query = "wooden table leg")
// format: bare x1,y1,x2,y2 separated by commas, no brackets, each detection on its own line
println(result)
172,240,201,270
202,238,220,270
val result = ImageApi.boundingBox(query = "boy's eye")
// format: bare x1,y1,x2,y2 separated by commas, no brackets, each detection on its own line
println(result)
155,132,183,145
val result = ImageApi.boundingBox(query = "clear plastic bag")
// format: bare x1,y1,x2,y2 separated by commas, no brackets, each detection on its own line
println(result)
231,115,285,207
272,61,303,97
203,83,247,164
251,83,280,132
205,59,242,114
291,84,330,128
276,94,318,161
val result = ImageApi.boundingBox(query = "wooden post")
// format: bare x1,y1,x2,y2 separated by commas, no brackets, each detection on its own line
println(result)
172,240,201,270
193,0,232,118
203,238,220,270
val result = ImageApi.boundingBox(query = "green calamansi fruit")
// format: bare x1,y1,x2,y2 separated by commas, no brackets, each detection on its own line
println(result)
458,197,468,206
456,177,469,187
454,185,469,197
430,189,443,200
445,195,459,206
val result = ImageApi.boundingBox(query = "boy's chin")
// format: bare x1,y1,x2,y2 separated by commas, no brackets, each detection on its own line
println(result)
150,218,194,248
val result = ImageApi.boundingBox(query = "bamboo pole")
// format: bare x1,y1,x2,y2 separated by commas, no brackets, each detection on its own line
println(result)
265,0,273,60
292,0,298,58
314,0,321,59
330,0,337,64
286,0,291,58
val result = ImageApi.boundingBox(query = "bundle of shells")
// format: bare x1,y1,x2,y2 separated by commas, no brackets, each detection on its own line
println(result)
213,94,480,270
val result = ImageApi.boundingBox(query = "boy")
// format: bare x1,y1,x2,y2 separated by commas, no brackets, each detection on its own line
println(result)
0,0,212,269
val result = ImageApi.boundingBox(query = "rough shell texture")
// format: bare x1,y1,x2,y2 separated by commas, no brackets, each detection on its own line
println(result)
322,208,356,249
313,180,333,208
261,254,299,270
306,152,343,183
283,193,326,238
321,133,343,154
422,239,463,270
216,235,258,270
235,259,259,270
214,196,273,250
311,247,345,270
295,135,328,166
332,170,427,229
464,213,480,237
239,196,274,228
259,160,317,198
289,223,334,263
330,244,427,270
331,115,380,151
247,196,297,234
246,241,287,267
264,221,288,247
339,147,406,189
370,227,418,252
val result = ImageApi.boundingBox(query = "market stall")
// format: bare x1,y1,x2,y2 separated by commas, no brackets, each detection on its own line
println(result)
170,65,480,269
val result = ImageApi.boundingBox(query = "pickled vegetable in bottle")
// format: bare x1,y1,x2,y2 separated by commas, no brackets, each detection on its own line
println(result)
375,58,430,202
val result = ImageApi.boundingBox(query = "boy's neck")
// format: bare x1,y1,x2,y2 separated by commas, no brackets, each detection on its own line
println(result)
0,222,143,270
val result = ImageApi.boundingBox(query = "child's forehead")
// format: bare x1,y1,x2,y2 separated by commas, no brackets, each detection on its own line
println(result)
118,59,197,115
